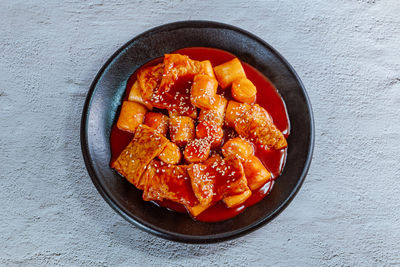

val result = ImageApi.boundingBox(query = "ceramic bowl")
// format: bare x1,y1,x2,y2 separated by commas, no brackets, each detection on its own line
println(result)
81,21,314,243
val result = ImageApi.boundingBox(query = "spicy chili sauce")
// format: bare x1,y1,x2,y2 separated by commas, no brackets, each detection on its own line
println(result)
110,47,290,222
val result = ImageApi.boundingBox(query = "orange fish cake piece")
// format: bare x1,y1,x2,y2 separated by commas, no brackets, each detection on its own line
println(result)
188,155,249,206
217,157,249,197
111,125,169,189
142,160,198,207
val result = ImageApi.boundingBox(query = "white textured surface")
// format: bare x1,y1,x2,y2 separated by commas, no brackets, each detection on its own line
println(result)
1,0,399,266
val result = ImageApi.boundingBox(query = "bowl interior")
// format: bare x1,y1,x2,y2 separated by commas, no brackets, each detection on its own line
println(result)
81,21,314,243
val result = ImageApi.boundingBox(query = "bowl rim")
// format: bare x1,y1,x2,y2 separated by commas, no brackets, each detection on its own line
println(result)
80,20,315,244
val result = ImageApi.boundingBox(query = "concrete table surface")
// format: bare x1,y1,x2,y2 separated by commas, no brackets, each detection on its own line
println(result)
1,0,399,266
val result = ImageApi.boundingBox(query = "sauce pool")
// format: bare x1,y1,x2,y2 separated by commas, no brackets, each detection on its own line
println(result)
110,47,290,222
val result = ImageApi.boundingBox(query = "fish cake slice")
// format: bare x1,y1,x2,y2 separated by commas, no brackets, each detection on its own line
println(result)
234,104,287,150
111,125,169,189
142,160,198,207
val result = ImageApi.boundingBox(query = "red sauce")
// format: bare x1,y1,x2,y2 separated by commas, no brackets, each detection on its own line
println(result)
151,74,197,117
110,47,290,222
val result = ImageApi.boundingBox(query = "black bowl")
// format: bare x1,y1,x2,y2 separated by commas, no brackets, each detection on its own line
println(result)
81,21,314,243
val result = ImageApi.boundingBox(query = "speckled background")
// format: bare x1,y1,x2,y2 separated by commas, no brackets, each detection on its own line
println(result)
1,0,399,266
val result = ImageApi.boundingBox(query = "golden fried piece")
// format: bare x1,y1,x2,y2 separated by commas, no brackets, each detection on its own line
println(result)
169,116,195,147
242,155,271,190
231,77,257,104
111,125,169,189
222,189,252,208
116,101,147,133
142,160,198,207
190,74,218,110
221,137,254,161
234,104,287,150
128,80,153,110
143,112,169,136
137,63,164,103
213,58,246,89
158,141,182,164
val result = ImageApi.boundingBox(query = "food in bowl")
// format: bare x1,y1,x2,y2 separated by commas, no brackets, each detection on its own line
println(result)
110,47,289,222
